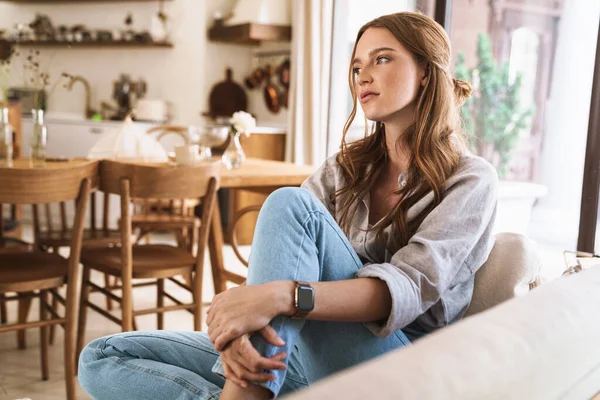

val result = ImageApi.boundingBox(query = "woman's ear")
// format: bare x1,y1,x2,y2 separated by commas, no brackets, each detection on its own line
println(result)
421,63,430,86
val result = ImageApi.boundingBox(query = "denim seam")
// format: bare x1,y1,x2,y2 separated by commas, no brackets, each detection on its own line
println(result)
282,372,308,386
94,346,218,398
109,334,221,357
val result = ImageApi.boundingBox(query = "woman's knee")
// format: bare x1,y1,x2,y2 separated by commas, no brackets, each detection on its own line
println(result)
262,187,322,216
78,337,107,389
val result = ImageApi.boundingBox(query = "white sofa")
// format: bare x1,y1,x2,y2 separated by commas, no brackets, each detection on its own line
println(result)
288,236,600,400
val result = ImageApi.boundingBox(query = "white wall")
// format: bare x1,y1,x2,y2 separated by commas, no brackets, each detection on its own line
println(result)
0,0,289,127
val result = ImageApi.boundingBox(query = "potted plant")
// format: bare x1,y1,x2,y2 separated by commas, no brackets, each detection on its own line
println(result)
455,33,547,234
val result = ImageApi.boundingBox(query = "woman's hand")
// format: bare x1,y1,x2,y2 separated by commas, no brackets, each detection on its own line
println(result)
207,281,293,351
221,326,287,388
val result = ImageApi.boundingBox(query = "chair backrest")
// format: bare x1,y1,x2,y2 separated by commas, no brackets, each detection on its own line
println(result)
0,161,98,205
99,159,220,200
0,160,95,270
465,232,543,317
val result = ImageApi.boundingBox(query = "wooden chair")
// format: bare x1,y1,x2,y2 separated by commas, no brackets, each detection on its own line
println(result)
133,125,198,249
32,191,122,344
76,159,220,363
0,160,96,400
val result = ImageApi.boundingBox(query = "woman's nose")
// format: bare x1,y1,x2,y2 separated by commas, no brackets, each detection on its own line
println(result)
357,70,373,85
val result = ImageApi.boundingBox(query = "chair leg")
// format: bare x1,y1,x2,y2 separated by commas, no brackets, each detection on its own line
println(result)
76,267,92,372
104,273,114,311
49,292,58,345
17,292,33,349
39,290,49,380
175,229,186,249
0,293,7,324
193,271,203,332
157,278,164,330
64,287,78,400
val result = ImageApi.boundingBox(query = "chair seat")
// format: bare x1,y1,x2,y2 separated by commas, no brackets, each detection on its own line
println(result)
38,229,122,249
0,252,68,292
131,214,199,230
81,244,196,279
0,237,34,254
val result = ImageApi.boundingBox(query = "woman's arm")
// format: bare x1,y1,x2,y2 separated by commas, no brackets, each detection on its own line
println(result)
272,278,392,322
207,278,391,351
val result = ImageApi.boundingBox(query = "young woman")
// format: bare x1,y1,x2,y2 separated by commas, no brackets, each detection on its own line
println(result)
79,11,498,400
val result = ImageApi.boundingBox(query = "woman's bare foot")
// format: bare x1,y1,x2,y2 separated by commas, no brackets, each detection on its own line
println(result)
220,379,272,400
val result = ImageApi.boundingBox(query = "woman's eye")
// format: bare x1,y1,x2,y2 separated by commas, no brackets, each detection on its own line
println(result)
376,56,390,64
352,67,361,76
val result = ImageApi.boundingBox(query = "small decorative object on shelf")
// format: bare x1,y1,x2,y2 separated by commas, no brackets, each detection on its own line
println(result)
222,111,256,169
30,108,47,167
0,107,13,167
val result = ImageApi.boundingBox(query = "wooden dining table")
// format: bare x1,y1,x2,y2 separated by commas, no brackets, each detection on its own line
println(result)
209,158,316,293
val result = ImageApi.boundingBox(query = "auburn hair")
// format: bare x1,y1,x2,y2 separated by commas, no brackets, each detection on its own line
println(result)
333,12,472,247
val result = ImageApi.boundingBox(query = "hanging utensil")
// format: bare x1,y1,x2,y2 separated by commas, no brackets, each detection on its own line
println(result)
263,65,280,114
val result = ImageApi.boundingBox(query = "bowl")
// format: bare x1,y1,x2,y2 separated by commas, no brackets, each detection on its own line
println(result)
189,125,230,148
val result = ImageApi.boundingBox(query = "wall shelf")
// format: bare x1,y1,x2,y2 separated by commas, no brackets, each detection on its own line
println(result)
4,0,172,3
5,40,173,48
208,23,291,45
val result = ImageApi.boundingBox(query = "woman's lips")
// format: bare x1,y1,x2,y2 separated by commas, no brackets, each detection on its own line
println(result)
360,92,379,103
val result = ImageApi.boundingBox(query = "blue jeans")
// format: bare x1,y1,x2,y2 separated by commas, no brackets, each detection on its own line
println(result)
78,188,410,399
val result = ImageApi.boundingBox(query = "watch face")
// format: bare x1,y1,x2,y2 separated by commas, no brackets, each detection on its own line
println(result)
297,286,314,312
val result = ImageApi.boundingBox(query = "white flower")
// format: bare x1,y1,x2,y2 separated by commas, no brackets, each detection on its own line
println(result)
230,111,256,137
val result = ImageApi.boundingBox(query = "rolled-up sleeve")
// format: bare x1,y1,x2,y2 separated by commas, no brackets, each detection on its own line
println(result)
357,160,498,337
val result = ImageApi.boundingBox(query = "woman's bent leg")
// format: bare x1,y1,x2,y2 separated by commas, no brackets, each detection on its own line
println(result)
78,331,224,400
211,188,410,397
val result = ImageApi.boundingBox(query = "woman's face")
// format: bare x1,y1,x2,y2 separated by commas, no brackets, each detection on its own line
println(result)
352,27,426,123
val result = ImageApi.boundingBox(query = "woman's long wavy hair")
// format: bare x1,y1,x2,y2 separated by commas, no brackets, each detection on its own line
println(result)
333,12,472,247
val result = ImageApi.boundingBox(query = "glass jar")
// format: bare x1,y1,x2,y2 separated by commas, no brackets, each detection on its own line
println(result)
221,130,246,169
0,107,13,167
30,109,47,168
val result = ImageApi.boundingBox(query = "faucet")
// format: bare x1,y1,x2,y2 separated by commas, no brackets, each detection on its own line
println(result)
66,75,96,119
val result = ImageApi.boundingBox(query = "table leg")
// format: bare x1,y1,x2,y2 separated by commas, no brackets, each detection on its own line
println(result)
208,199,228,294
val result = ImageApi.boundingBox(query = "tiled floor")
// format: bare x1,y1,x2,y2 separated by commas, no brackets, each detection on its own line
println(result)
0,229,250,400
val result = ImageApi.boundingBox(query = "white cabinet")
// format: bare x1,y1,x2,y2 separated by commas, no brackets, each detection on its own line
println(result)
21,117,158,159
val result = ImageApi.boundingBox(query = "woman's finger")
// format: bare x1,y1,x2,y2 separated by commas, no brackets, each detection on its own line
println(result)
206,305,214,326
208,323,219,344
229,357,275,383
222,359,248,388
214,325,242,351
238,339,286,372
258,326,285,347
269,352,287,362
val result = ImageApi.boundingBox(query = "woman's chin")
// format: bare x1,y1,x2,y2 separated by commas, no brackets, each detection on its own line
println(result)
362,112,383,122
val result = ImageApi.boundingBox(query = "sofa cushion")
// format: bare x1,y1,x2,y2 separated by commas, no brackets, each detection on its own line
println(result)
287,267,600,400
465,232,542,317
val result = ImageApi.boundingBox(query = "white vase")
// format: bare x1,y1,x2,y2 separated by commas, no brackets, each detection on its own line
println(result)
221,131,246,170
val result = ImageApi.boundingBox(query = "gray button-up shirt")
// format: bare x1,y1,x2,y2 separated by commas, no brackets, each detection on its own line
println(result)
301,151,498,338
